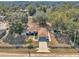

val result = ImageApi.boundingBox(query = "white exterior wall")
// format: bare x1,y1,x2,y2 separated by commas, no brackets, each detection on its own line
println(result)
37,42,50,52
48,31,51,41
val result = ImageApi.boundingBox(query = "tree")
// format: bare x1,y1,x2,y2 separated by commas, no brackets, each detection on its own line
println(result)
38,6,47,13
21,14,28,24
33,11,48,27
47,3,79,47
10,21,24,34
27,39,33,57
27,4,36,16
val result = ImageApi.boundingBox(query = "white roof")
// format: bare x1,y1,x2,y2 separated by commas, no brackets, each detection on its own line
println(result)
0,15,5,20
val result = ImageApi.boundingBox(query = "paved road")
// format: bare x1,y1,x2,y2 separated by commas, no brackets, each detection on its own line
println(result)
0,52,79,57
0,52,28,57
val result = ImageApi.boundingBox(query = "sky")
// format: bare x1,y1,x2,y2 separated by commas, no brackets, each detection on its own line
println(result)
0,0,79,1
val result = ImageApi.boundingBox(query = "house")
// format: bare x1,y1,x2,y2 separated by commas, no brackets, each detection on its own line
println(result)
37,36,50,52
38,27,48,36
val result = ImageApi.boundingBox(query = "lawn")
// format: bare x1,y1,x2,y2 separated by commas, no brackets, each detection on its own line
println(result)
0,48,37,54
49,48,78,55
0,47,79,57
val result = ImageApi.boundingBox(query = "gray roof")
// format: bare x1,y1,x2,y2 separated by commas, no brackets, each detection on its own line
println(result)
39,36,49,42
0,30,6,39
3,34,26,44
0,30,5,35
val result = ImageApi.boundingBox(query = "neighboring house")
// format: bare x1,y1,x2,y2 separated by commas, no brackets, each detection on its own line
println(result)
0,15,9,30
0,22,9,30
0,30,6,39
20,9,28,12
0,15,5,21
0,15,7,39
3,33,26,45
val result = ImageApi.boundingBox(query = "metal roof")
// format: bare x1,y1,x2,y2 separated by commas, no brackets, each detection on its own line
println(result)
0,16,5,20
0,30,5,35
4,34,26,44
26,31,38,36
39,36,49,42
